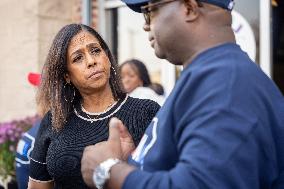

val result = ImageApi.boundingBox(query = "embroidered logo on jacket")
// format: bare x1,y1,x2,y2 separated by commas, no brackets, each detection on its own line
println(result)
131,117,158,170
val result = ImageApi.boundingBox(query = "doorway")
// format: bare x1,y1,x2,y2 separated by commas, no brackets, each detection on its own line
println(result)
272,0,284,94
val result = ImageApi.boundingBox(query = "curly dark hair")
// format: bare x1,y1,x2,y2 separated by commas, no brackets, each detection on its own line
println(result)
120,59,152,87
37,24,126,131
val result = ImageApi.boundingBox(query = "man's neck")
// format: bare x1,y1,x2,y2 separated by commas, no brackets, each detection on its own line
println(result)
183,26,235,68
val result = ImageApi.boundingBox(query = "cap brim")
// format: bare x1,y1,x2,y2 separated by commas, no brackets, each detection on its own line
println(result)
121,0,148,13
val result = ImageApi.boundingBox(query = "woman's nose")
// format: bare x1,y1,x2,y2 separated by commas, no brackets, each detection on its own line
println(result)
122,78,128,85
86,53,96,67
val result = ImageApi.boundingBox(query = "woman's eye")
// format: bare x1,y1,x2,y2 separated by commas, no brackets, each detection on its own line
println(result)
73,55,82,63
129,74,136,78
91,47,101,55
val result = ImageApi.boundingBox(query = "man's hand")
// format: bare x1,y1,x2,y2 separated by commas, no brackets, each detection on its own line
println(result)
81,117,135,188
116,118,135,160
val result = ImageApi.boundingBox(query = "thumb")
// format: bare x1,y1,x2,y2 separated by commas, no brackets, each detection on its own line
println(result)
116,120,131,139
108,117,121,142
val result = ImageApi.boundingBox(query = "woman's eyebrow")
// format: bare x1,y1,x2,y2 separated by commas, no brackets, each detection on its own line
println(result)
70,49,82,57
70,43,100,57
86,42,100,48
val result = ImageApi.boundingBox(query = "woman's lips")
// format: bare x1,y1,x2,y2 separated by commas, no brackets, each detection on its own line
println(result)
88,71,104,79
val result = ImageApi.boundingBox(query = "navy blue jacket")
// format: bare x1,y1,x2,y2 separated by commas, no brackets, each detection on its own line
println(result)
125,43,284,189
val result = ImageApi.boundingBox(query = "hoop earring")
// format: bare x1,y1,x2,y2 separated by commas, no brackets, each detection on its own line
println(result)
111,66,117,75
63,82,75,103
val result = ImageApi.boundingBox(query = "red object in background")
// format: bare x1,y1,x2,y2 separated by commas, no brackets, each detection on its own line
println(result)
28,73,41,86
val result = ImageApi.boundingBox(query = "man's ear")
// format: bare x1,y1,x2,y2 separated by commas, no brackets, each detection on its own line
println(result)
64,73,71,84
183,0,200,22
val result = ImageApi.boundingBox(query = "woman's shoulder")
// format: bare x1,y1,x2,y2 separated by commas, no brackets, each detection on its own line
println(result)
127,96,159,106
123,96,160,114
42,111,52,122
37,111,54,135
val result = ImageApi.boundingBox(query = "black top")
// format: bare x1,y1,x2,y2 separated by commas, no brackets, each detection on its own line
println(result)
29,96,160,189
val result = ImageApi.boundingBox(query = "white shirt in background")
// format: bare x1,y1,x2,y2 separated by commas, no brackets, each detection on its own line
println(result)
129,87,165,106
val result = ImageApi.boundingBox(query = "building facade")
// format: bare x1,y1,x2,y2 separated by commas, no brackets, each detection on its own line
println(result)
0,0,283,122
0,0,83,122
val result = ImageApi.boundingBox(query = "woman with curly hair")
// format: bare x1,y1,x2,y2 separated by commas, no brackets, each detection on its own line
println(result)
28,24,160,189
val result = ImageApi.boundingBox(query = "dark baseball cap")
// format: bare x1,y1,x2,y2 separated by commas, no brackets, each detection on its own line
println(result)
121,0,234,12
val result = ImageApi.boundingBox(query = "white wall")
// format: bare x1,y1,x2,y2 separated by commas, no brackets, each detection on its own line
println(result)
0,0,76,122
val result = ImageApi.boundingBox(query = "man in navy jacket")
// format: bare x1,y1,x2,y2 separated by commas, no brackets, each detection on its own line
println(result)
81,0,284,188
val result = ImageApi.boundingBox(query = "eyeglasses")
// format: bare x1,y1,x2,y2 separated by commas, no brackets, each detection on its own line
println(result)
141,0,177,25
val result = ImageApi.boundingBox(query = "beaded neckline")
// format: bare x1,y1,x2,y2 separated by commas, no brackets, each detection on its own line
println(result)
81,100,118,116
74,95,128,123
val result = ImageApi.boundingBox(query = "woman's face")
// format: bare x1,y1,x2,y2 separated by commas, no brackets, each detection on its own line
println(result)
120,63,143,93
66,31,111,94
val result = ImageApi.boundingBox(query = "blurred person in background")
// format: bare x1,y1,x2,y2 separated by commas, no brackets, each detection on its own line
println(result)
15,72,45,189
149,82,165,96
28,24,160,189
120,59,164,105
